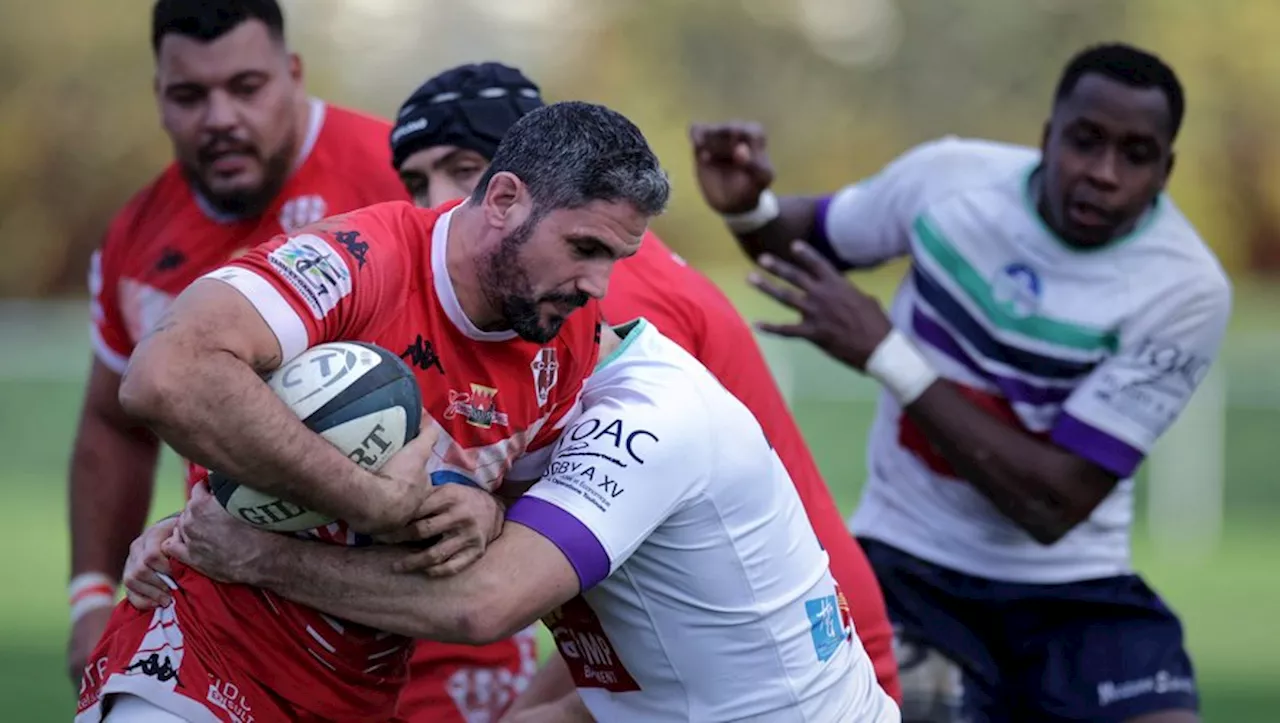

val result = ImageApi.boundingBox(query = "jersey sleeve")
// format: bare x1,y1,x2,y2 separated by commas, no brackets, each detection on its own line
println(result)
1049,276,1232,479
200,207,413,363
505,391,709,591
87,238,132,375
810,136,960,270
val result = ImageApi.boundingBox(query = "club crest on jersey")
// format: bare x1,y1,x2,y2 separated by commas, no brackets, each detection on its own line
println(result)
991,262,1042,318
531,347,560,407
268,234,352,319
446,383,509,428
278,194,328,232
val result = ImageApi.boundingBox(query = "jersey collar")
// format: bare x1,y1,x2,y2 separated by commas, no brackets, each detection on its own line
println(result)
431,206,520,342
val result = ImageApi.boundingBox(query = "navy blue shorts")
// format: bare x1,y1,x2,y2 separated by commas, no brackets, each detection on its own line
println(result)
859,538,1198,723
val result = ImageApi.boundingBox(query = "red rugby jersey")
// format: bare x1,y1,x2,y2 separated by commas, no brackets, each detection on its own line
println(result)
89,99,408,376
168,200,601,721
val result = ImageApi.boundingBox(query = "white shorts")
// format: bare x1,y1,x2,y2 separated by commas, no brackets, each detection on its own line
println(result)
103,695,190,723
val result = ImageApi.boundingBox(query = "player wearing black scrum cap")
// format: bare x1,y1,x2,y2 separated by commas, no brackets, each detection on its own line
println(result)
391,63,543,208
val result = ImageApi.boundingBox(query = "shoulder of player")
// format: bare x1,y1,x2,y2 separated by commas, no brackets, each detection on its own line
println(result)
890,135,1036,190
321,200,422,237
100,164,187,254
578,376,714,474
1126,206,1232,303
588,329,722,437
1117,233,1232,333
322,102,394,133
313,102,394,158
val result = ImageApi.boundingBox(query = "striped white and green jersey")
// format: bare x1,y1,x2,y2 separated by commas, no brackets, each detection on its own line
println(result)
818,137,1232,583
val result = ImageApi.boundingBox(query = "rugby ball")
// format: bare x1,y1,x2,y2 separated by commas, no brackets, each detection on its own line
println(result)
208,341,423,533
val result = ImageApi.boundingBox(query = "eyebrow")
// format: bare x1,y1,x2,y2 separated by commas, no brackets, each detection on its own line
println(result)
163,70,268,94
568,234,638,260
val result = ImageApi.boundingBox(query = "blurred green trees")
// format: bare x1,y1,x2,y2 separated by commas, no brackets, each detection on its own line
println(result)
1,0,1275,297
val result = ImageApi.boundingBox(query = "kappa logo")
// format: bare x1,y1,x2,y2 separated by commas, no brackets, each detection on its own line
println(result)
445,384,509,429
333,230,369,269
154,247,186,272
531,348,559,407
401,334,445,374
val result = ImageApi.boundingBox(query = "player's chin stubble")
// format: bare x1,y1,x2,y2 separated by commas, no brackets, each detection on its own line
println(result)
485,215,563,344
185,144,293,217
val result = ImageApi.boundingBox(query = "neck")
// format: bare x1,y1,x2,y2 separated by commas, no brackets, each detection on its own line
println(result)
1029,167,1056,234
287,94,315,174
445,204,506,331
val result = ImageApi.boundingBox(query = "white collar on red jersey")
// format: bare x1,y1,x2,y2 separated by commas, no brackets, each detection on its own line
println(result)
431,207,520,342
292,97,325,175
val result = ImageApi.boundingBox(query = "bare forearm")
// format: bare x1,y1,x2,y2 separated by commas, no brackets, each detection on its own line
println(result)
121,348,374,525
68,425,159,578
731,195,822,263
904,382,1097,543
245,536,492,643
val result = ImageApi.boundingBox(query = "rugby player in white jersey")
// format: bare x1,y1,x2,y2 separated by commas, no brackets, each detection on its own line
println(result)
692,43,1229,723
122,322,900,722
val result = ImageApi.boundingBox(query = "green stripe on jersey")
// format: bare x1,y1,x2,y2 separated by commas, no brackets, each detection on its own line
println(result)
913,215,1119,353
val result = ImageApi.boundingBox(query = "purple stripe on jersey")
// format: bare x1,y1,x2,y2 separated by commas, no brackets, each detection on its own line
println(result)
506,497,611,591
1050,413,1144,478
912,307,1073,407
806,195,855,272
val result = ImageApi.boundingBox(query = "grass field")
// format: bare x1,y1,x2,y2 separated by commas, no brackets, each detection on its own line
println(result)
2,291,1278,721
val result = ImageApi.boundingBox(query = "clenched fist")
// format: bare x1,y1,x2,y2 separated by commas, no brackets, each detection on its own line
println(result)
689,122,776,215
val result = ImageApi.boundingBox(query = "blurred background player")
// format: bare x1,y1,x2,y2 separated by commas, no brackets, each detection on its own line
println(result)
385,61,903,714
65,0,411,685
693,43,1229,723
79,101,667,722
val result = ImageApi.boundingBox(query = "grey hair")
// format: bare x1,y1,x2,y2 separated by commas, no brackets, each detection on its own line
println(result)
469,101,670,217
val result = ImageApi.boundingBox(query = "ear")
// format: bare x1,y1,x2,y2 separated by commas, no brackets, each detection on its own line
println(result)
152,74,165,125
481,171,530,232
1163,151,1176,189
289,53,303,84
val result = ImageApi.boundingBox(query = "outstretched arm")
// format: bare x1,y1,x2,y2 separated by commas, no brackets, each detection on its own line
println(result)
753,243,1231,545
166,485,579,645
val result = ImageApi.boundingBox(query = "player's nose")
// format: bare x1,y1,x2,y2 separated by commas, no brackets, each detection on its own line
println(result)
202,89,240,131
577,265,612,301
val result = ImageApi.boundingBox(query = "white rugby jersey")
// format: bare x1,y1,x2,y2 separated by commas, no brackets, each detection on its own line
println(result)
506,321,897,722
817,137,1232,584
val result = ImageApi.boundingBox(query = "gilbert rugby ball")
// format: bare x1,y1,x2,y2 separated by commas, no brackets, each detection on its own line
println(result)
208,341,422,533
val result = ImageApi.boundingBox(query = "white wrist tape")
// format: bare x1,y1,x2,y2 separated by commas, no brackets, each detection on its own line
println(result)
69,572,117,624
865,330,939,406
722,190,780,234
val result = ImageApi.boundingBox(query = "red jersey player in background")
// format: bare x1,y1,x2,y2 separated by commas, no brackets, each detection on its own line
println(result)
65,2,552,718
78,100,669,722
387,63,902,721
65,0,404,678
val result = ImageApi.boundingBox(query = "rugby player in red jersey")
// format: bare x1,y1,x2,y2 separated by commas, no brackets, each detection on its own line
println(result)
66,0,409,682
78,99,669,722
385,63,902,720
